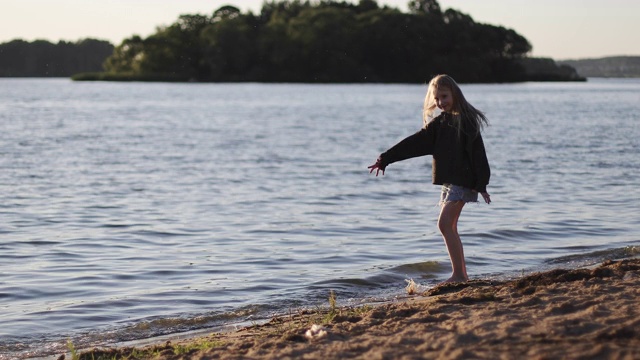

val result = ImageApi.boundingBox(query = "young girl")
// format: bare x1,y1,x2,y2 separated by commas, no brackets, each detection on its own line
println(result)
368,74,491,284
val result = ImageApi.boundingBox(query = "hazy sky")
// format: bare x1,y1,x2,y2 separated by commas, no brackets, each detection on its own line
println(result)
1,0,638,59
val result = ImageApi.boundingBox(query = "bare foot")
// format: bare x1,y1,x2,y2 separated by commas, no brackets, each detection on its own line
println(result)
440,275,469,284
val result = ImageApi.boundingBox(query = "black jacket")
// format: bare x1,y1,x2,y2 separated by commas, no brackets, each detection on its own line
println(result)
378,112,490,193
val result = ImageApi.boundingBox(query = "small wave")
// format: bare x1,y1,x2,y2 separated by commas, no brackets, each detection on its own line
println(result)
311,277,378,289
0,305,267,360
121,306,264,338
304,260,448,304
472,228,552,241
545,245,640,267
386,261,445,277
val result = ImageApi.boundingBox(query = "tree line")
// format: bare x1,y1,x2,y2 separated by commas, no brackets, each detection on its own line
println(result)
90,0,540,83
0,39,113,77
1,0,583,82
559,56,640,78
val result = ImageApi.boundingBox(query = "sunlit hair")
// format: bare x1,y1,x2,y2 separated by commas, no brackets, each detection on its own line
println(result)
423,74,488,138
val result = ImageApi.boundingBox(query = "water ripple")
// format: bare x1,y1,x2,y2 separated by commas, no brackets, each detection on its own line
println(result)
0,79,639,359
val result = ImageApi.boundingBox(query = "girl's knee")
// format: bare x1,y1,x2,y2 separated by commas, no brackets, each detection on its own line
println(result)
438,218,454,234
438,202,464,234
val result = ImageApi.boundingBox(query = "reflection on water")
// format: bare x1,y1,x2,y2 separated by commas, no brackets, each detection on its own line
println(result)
0,78,638,358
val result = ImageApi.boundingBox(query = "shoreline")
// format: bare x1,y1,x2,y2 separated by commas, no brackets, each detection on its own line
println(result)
70,258,640,359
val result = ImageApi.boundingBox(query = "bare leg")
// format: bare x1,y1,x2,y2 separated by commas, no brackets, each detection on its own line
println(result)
437,201,468,283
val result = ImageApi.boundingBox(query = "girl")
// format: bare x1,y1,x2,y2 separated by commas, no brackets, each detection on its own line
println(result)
368,74,491,284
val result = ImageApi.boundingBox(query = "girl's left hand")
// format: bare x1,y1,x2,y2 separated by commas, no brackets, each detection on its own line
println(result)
473,190,491,204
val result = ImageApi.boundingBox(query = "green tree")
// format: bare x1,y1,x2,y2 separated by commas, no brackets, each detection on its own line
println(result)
142,14,211,78
252,1,312,81
90,0,573,83
356,0,379,13
212,5,241,22
201,8,259,81
408,0,442,16
0,38,112,77
287,6,360,81
104,36,145,73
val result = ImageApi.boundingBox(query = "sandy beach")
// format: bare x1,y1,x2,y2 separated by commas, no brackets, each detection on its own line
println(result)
70,258,640,360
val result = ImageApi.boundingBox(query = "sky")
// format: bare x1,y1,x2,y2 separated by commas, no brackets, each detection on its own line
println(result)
1,0,638,60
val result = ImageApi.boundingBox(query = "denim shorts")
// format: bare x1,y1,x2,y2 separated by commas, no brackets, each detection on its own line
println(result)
439,183,478,205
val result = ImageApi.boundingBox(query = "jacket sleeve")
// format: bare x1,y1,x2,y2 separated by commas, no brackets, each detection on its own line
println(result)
378,124,436,169
470,133,490,193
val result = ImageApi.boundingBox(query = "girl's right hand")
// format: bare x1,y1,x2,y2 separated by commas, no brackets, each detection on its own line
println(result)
368,158,385,176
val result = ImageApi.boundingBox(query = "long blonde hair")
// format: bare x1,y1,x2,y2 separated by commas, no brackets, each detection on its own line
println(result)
423,74,488,138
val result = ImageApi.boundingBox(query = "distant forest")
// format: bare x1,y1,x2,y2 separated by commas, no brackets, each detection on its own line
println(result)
1,0,584,83
0,39,113,77
559,56,640,78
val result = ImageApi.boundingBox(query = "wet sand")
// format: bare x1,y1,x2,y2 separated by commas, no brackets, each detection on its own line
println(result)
71,258,640,360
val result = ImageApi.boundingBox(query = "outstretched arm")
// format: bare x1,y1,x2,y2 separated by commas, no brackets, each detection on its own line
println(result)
368,125,436,176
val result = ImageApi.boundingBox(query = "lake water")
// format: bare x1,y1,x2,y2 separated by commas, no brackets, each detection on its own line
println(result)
1,78,639,359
